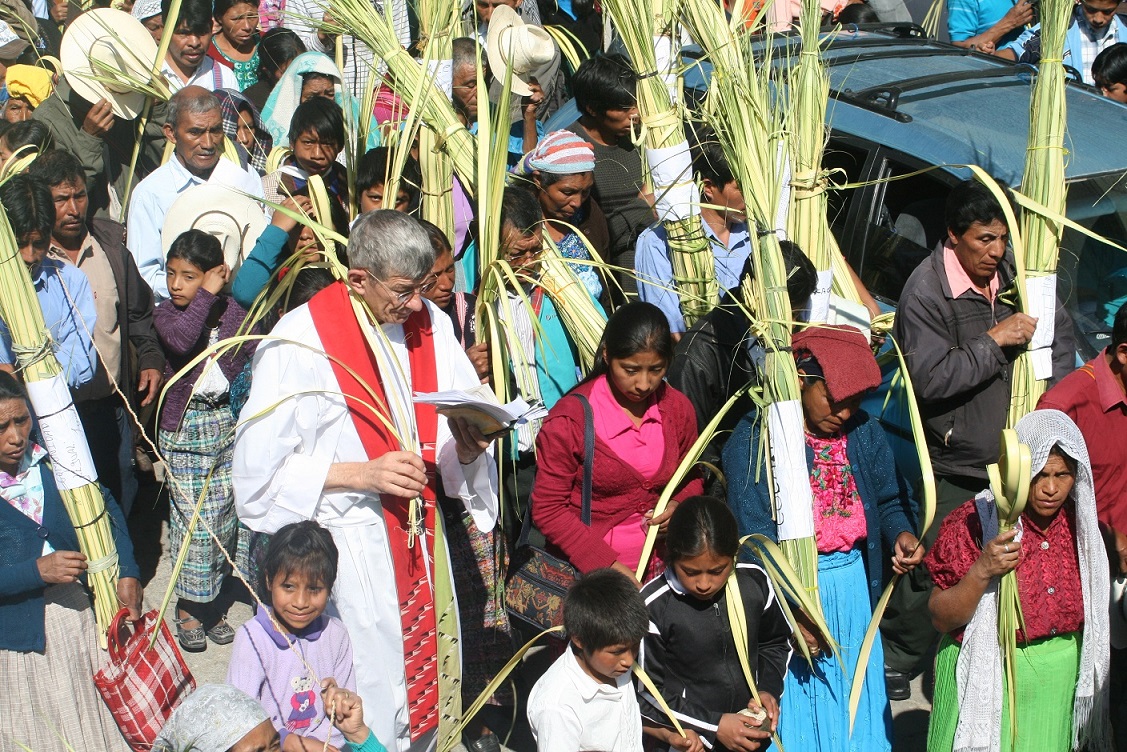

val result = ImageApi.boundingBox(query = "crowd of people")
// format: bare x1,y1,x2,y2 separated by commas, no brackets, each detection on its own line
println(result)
0,0,1124,750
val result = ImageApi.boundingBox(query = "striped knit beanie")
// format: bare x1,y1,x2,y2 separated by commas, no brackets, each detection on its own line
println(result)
513,130,596,176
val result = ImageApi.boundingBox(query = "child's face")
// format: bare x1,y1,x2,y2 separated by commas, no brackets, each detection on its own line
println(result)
574,640,638,685
269,569,329,633
672,548,734,602
359,182,411,214
166,257,209,308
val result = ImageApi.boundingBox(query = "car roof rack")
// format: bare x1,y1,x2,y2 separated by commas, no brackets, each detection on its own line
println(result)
837,65,1031,122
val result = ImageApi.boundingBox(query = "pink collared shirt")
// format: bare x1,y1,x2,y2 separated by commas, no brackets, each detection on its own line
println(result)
588,374,665,480
943,242,1000,301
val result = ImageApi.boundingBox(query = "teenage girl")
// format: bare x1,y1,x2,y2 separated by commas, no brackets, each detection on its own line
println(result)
227,520,357,751
638,496,794,752
154,229,257,653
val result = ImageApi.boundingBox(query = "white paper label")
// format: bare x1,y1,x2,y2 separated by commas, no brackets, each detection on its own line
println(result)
25,375,98,491
647,141,699,222
768,399,815,541
426,59,453,101
653,35,679,106
1024,274,1057,381
808,269,834,323
828,293,872,342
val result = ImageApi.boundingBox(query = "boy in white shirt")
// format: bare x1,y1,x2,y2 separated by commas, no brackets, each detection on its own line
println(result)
527,569,648,752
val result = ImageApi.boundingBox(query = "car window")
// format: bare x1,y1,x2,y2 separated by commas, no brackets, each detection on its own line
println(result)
850,153,954,305
1056,176,1127,359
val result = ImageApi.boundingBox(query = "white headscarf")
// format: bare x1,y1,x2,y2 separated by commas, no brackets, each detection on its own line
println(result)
953,409,1112,752
152,684,270,752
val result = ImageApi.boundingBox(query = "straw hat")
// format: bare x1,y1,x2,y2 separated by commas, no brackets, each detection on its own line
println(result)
161,185,268,278
486,5,557,97
60,8,159,119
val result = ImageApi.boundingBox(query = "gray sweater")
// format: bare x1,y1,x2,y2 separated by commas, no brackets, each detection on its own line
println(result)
892,245,1075,479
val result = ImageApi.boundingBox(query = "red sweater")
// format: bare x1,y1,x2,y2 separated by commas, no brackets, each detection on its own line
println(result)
531,379,704,573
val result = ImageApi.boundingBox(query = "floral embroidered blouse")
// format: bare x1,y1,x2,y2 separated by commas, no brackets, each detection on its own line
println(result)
0,444,53,555
806,432,868,554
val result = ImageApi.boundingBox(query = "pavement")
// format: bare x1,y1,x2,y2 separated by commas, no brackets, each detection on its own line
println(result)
130,474,934,750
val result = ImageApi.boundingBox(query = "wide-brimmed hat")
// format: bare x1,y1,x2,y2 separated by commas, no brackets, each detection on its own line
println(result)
60,8,159,119
486,5,557,97
162,185,268,278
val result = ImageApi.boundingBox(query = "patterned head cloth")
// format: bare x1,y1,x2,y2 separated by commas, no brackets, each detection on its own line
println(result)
130,0,162,19
792,324,880,403
513,129,595,176
152,684,269,752
6,65,53,109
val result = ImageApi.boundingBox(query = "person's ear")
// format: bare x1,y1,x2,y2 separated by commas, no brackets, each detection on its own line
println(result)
570,636,584,652
1115,342,1127,367
346,268,367,294
162,121,176,144
531,170,543,191
796,368,809,392
946,227,959,248
700,177,715,203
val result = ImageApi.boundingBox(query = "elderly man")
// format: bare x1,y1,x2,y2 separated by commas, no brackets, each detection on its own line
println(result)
126,85,262,300
233,211,498,752
30,149,163,517
881,179,1076,698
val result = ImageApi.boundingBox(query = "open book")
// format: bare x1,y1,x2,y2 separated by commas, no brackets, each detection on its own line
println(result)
413,384,549,435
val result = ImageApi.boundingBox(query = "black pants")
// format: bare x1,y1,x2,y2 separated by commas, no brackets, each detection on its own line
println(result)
75,393,137,517
880,473,989,675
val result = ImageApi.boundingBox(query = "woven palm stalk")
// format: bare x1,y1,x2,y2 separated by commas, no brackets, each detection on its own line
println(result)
786,0,834,322
600,0,716,326
329,0,478,195
988,429,1031,745
1009,0,1071,425
414,0,461,239
682,0,825,627
0,203,120,646
539,239,607,371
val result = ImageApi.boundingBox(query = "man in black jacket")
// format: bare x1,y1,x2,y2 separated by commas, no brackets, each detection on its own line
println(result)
32,150,164,517
666,240,817,495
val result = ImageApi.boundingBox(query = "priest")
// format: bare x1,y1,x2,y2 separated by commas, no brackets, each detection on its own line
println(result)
232,210,498,752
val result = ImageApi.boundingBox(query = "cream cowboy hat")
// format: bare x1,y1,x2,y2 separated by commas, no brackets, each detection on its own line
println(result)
60,8,159,119
486,4,557,98
161,185,268,279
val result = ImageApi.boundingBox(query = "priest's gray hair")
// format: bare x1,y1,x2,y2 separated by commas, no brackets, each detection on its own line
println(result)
348,210,436,281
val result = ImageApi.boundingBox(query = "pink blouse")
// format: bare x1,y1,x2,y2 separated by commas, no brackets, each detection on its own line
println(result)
806,432,868,553
589,375,665,480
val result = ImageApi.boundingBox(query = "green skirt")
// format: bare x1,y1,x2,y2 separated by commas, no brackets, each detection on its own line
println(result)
928,631,1080,751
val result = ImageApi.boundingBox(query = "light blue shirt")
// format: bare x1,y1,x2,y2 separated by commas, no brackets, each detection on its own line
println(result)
634,220,752,333
1003,8,1126,84
0,258,97,389
948,0,1024,43
126,155,264,301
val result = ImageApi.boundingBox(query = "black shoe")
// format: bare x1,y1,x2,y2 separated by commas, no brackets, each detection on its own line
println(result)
885,666,911,701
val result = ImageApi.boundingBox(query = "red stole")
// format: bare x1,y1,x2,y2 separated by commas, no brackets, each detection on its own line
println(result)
307,282,440,739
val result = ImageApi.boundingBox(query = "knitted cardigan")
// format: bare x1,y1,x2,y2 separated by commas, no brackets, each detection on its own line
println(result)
531,379,704,573
722,408,917,608
0,465,140,652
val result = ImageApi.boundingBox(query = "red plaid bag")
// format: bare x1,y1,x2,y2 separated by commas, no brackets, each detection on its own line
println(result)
94,608,196,751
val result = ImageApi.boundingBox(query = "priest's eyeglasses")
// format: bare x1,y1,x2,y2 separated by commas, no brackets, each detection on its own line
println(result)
365,270,436,304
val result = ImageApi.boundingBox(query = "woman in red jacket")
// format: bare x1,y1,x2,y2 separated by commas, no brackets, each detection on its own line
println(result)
531,302,704,584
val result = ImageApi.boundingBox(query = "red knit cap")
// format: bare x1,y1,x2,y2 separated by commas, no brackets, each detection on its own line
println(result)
792,325,881,403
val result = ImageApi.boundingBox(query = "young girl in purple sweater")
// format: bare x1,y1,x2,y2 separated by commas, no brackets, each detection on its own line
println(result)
227,520,358,751
155,230,257,654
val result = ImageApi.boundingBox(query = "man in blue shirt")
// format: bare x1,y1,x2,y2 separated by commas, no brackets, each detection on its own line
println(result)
998,0,1127,85
0,174,96,389
635,134,751,337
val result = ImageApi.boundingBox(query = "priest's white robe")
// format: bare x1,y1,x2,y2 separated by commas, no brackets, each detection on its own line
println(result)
233,298,498,752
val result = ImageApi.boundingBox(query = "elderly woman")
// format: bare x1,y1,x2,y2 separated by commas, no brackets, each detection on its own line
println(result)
0,371,142,752
154,684,276,752
723,325,923,752
512,129,609,301
925,409,1112,752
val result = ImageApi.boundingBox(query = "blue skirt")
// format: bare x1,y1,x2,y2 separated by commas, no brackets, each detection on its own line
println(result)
777,548,892,752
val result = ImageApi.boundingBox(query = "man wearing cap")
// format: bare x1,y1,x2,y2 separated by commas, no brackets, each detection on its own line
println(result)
31,149,164,517
126,86,263,300
233,210,499,752
882,179,1076,698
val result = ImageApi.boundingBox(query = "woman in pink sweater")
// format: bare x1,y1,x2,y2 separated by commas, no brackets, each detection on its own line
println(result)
531,302,704,584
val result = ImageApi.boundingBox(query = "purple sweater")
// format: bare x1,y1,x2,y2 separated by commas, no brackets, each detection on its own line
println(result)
153,289,257,431
227,606,356,749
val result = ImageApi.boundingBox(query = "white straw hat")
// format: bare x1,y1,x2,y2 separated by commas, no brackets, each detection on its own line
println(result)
486,5,557,98
60,8,160,119
162,185,268,279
